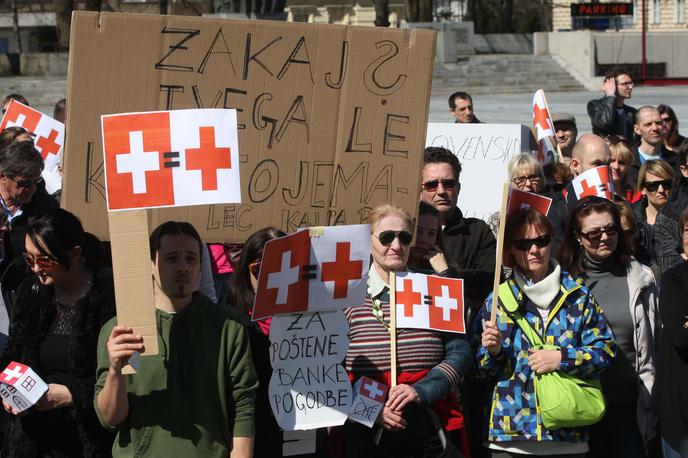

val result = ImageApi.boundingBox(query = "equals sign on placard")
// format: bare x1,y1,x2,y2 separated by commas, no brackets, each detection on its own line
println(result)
163,151,180,168
424,295,433,306
301,265,317,280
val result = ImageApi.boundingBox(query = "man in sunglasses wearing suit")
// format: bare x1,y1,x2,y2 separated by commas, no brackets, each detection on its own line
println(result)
420,147,496,314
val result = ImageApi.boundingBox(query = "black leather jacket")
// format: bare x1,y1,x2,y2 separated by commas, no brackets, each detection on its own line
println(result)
587,96,637,138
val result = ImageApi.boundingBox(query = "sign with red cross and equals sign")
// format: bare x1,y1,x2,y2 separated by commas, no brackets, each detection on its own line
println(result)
252,225,370,320
394,272,466,333
572,165,615,201
101,108,240,211
0,361,48,413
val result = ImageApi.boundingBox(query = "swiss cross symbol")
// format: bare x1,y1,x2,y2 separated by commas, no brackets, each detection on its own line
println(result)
185,126,231,191
320,242,363,299
533,104,552,132
579,179,598,198
116,131,161,194
267,251,300,305
0,363,25,384
36,129,61,160
362,380,385,402
433,285,459,321
6,113,27,129
397,279,422,318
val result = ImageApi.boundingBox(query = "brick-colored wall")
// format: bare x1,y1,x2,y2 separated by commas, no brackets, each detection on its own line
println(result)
553,0,688,30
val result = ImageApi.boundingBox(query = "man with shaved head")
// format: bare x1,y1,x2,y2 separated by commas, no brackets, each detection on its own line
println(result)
564,133,612,208
628,105,679,187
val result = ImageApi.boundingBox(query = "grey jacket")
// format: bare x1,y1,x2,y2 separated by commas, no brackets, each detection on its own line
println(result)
626,260,662,443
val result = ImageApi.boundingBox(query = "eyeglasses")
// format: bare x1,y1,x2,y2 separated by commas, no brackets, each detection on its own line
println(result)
9,175,43,189
643,179,673,193
23,252,58,270
249,261,260,277
511,234,551,251
421,179,458,192
512,175,541,187
606,135,632,148
375,230,413,246
578,225,619,242
617,80,634,87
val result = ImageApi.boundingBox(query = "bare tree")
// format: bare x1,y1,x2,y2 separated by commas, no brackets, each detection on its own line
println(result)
11,0,21,52
54,0,74,50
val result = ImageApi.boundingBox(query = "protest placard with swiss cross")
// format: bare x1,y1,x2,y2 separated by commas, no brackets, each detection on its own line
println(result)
101,109,240,211
0,99,65,194
0,362,48,413
394,272,465,334
252,225,370,320
348,376,388,428
572,165,615,201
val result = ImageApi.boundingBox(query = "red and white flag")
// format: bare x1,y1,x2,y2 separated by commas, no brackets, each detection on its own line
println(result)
101,109,240,211
572,165,615,201
394,272,465,334
0,99,64,194
532,89,556,163
252,225,370,320
507,188,553,217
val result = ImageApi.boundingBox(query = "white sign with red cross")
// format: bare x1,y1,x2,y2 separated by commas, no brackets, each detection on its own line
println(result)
101,109,241,211
252,225,370,320
394,272,466,334
0,362,48,413
572,165,615,201
0,99,65,194
348,376,389,428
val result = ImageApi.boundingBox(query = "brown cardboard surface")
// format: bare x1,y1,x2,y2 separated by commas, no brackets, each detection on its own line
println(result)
108,210,159,359
62,12,436,243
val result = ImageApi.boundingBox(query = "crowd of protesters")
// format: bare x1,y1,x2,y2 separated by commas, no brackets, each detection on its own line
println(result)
0,66,685,458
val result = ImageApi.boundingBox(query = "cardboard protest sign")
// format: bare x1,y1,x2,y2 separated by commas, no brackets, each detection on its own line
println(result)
425,124,534,222
0,99,64,194
507,188,552,217
0,362,48,413
252,224,369,320
101,109,240,211
348,376,388,428
572,166,614,201
268,310,352,430
394,272,466,333
62,12,436,242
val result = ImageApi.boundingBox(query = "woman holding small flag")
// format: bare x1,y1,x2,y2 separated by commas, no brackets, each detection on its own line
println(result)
560,196,660,458
474,207,615,457
344,204,473,458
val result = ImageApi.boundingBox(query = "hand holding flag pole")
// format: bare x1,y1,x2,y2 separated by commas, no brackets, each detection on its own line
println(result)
490,183,509,323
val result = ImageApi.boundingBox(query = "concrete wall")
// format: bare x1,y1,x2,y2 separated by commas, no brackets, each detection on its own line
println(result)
0,53,67,76
535,30,595,79
474,33,533,54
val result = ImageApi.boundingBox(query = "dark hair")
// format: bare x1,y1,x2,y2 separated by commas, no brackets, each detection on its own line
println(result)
658,104,682,148
27,208,103,269
543,162,573,185
0,127,31,151
0,140,43,177
423,146,462,180
227,227,286,314
558,196,632,277
149,221,203,261
4,93,28,107
677,141,688,167
448,91,473,110
604,67,631,82
417,201,447,253
614,200,637,256
53,98,66,122
505,208,554,247
680,208,688,235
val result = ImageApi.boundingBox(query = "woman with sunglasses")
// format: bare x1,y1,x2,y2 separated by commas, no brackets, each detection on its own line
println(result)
475,207,614,457
633,159,675,227
344,204,472,457
0,208,115,457
226,226,286,457
559,196,659,458
606,135,639,203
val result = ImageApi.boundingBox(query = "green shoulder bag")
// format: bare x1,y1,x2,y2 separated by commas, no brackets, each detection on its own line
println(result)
498,282,606,430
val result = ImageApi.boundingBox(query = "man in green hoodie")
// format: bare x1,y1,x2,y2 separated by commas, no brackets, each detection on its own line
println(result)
94,221,258,457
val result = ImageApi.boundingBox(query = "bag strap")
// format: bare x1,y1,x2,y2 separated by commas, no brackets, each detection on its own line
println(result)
498,282,544,347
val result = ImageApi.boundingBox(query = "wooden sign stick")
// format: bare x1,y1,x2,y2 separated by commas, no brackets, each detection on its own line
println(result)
490,183,510,323
389,271,398,388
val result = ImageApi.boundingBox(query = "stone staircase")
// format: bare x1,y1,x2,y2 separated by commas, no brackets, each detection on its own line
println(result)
432,54,585,96
0,77,67,115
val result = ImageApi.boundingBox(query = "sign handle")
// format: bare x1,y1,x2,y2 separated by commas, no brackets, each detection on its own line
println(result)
389,271,398,388
490,183,509,323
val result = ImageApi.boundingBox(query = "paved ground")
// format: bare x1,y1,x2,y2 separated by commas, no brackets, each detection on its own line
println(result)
428,85,688,135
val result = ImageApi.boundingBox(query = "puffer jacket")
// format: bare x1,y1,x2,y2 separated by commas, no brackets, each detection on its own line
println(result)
625,260,662,442
473,271,616,444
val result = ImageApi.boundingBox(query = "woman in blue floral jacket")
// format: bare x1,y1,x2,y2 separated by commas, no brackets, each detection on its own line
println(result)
473,208,616,457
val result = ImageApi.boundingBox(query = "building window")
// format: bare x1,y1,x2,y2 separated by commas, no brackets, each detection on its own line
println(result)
653,0,661,24
679,0,685,23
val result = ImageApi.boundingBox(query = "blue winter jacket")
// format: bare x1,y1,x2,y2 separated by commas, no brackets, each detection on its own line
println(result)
473,271,616,444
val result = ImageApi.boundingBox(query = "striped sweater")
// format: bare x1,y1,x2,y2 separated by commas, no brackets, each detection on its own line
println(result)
344,293,472,405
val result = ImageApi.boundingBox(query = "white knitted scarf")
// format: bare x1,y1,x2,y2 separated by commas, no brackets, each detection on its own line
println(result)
513,260,561,310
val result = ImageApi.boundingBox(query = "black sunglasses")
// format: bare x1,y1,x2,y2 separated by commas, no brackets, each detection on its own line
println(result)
9,175,43,189
643,179,672,193
511,234,551,251
421,179,458,192
375,230,413,246
579,225,618,242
